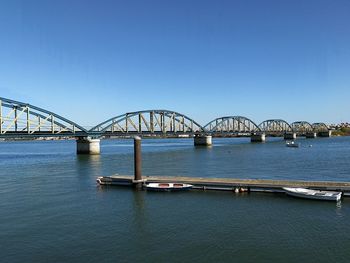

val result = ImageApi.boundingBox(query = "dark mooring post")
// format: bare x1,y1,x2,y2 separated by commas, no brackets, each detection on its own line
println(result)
133,136,143,188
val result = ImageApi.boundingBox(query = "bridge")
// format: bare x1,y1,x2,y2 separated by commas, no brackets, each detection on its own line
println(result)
0,97,332,154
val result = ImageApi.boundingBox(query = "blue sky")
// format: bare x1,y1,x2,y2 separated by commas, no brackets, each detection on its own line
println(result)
0,0,349,127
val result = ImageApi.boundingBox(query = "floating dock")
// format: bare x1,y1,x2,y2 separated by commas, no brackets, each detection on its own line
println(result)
97,137,350,197
97,175,350,196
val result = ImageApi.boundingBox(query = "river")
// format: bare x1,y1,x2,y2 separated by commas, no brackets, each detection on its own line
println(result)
1,136,349,262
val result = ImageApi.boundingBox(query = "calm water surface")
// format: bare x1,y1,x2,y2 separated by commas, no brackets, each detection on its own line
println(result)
1,137,350,262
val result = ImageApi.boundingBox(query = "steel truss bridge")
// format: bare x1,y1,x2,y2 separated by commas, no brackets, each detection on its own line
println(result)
0,97,330,139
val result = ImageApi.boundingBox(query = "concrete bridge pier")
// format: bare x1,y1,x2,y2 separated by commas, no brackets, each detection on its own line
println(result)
306,132,317,138
284,132,297,140
251,133,266,142
76,137,101,154
194,135,212,146
318,130,332,137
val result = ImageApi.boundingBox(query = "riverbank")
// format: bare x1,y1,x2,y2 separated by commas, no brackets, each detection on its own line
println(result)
332,128,350,136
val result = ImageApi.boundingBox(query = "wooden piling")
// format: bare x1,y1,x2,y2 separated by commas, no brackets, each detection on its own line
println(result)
133,136,143,188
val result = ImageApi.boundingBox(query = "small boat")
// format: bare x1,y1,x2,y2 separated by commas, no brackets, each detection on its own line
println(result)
286,141,299,148
283,187,342,201
234,187,249,193
96,176,134,186
145,182,193,191
96,177,103,184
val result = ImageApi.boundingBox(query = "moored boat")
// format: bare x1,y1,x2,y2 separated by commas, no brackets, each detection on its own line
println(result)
145,182,193,191
96,176,133,186
283,187,342,201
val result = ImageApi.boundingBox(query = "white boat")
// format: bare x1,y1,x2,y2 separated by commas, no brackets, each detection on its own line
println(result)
283,187,342,201
145,182,193,191
286,141,299,147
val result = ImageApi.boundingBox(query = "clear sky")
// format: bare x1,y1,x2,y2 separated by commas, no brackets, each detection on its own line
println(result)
0,0,349,127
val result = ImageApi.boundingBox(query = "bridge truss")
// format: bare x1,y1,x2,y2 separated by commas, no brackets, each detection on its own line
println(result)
291,121,314,134
0,97,332,139
258,119,293,135
203,116,261,135
312,122,329,132
0,97,87,138
90,110,205,136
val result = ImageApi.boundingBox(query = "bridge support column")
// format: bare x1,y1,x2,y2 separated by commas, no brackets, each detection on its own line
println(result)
284,132,296,140
318,131,332,137
194,135,212,146
306,132,317,138
251,133,266,142
76,137,100,155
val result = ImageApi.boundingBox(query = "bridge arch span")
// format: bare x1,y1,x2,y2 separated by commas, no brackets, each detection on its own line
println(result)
0,97,87,137
203,116,261,134
291,121,313,133
259,119,293,135
90,110,205,136
312,122,329,132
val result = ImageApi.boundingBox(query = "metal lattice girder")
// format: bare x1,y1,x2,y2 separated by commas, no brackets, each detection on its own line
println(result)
291,121,314,133
312,122,329,132
258,119,293,133
0,97,332,139
0,97,88,136
90,110,205,135
203,116,261,133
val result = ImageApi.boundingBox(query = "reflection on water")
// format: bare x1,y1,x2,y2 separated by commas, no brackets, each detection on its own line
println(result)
76,153,102,166
336,200,343,216
76,154,102,177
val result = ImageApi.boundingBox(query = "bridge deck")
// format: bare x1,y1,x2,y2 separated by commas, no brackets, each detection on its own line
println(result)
99,175,350,195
